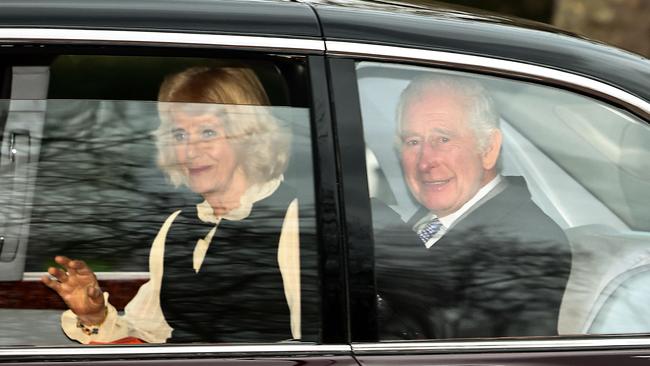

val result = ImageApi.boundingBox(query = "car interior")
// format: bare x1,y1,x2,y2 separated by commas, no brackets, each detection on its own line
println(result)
0,54,317,345
356,61,650,337
0,54,648,346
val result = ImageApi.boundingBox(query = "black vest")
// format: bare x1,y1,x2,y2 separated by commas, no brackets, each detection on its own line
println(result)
160,184,295,343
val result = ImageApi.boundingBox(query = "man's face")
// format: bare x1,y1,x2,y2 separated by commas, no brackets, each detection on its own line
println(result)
399,90,500,217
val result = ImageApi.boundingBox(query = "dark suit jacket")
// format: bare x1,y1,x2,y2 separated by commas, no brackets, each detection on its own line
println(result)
374,176,572,339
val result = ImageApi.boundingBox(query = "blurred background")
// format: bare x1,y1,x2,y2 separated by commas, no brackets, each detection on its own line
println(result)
421,0,650,58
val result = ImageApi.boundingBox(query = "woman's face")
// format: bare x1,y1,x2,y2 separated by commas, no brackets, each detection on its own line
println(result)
170,111,240,195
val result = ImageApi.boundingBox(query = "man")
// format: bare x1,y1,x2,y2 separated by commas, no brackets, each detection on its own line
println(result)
374,75,571,339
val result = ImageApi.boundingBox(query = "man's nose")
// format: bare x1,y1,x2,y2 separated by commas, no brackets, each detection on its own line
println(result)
417,140,440,171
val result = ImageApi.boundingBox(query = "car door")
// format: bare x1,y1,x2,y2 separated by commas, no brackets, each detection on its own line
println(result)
322,20,650,366
0,6,355,363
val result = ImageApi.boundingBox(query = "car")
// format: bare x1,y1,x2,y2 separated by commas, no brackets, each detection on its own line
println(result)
0,0,649,364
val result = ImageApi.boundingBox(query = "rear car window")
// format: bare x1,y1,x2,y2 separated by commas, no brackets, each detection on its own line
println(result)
0,54,320,345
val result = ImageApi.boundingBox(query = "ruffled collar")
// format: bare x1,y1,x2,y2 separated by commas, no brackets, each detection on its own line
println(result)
196,176,283,224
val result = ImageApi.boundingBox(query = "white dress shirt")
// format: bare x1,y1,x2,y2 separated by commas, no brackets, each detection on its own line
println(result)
61,177,302,343
413,175,503,248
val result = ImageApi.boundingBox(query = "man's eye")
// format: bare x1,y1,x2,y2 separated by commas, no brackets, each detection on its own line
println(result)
439,137,450,143
404,138,420,146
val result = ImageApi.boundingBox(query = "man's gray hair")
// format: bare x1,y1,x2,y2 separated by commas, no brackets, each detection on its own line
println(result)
396,74,500,152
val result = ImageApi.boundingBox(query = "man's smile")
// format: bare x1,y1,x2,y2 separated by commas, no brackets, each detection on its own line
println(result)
421,178,452,186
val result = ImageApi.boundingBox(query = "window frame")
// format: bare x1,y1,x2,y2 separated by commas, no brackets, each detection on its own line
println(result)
326,41,650,353
0,29,351,359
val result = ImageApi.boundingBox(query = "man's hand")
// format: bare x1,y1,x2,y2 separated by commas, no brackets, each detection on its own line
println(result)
41,255,107,325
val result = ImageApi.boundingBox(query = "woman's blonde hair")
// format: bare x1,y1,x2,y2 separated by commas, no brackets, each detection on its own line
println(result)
155,66,291,187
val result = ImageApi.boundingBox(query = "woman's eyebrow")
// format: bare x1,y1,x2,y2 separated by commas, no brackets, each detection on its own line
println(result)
196,121,222,131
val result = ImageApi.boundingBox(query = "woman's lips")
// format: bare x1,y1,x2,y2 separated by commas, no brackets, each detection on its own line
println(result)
188,166,210,175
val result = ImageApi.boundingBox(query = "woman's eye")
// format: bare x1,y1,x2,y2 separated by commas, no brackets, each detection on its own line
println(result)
172,131,187,142
201,129,218,139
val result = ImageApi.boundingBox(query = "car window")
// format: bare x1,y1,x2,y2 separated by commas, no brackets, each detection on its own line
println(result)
0,55,319,345
356,61,650,340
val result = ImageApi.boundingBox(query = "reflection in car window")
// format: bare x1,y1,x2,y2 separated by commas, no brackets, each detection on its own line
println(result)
356,61,650,340
0,57,319,346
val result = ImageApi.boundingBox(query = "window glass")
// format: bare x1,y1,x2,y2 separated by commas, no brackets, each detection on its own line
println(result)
357,61,650,340
0,55,319,345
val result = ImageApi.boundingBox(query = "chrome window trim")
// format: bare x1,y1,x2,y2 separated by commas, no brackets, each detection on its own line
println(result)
335,40,650,354
0,28,325,53
0,28,330,359
353,338,650,354
327,41,650,120
0,344,351,358
25,272,149,281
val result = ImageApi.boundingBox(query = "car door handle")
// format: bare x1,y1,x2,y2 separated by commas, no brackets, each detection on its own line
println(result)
0,129,30,262
9,129,31,164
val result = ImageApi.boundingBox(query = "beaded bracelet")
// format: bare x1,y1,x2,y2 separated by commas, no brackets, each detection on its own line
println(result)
76,308,108,336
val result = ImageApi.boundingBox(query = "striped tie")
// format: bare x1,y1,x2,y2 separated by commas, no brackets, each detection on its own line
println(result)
417,218,442,244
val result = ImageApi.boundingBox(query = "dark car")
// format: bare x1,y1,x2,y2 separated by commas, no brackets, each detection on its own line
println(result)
1,0,649,364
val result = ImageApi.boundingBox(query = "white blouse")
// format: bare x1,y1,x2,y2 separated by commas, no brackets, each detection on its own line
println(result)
61,177,302,343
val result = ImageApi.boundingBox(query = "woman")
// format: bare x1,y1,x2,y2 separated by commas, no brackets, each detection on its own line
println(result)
41,66,303,343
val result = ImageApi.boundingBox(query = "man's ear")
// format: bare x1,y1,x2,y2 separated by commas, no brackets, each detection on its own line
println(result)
482,129,502,170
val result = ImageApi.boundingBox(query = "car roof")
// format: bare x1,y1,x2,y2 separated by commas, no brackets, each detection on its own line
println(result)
0,0,648,103
0,0,321,38
305,0,650,104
